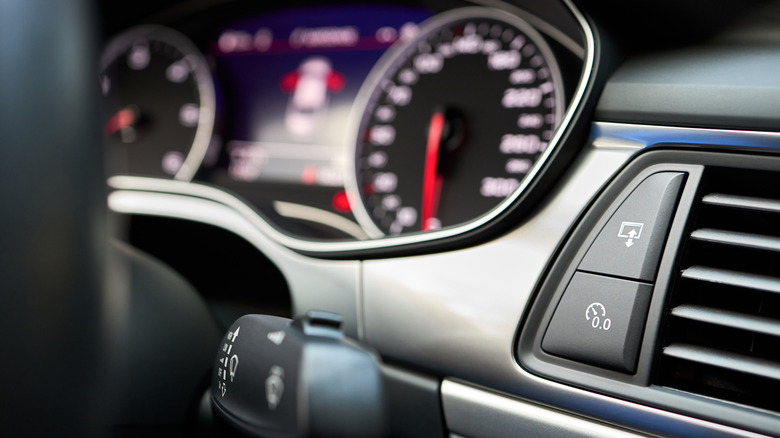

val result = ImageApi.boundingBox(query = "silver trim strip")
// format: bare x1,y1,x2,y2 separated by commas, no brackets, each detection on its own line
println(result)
273,201,370,240
592,121,780,150
109,175,332,252
442,380,649,438
442,380,771,438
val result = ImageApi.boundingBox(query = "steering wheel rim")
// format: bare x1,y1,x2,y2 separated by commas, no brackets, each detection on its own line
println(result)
0,0,109,435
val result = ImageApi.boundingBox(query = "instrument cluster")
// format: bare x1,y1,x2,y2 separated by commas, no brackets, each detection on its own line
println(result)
102,1,586,243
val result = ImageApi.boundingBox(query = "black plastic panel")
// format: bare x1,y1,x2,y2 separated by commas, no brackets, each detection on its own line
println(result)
382,365,446,438
595,46,780,131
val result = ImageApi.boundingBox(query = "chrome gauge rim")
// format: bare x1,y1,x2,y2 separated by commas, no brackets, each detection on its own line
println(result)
100,25,216,181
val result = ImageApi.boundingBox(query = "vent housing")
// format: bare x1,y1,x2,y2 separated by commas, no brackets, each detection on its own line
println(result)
656,166,780,412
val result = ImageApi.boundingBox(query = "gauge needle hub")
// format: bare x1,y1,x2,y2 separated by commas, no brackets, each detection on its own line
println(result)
104,107,138,136
421,111,445,231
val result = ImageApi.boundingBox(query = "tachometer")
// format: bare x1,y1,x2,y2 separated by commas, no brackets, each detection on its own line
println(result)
349,7,563,237
100,26,216,180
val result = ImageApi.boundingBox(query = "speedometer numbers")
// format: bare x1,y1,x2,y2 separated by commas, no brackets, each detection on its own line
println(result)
352,8,563,237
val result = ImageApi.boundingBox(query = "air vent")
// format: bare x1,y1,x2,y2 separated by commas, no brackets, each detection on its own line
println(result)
656,167,780,412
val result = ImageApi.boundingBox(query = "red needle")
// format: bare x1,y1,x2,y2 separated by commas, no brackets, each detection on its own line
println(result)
104,107,137,136
421,111,445,231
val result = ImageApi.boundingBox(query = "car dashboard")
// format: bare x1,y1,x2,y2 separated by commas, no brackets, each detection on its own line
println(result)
38,0,780,436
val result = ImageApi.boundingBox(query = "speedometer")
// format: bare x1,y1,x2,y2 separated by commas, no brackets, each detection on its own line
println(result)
349,7,563,237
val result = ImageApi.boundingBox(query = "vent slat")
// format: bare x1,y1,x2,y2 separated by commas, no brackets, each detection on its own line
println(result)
657,168,780,414
681,266,780,295
671,304,780,338
663,343,780,382
702,193,780,214
690,228,780,253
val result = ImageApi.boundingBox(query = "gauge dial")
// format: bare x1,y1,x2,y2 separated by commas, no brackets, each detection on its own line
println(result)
100,26,216,180
349,7,563,237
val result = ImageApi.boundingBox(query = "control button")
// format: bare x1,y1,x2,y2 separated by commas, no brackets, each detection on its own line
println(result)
579,172,684,282
542,272,652,373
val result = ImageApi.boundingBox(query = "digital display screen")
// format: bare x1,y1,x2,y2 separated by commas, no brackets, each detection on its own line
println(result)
212,5,431,187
